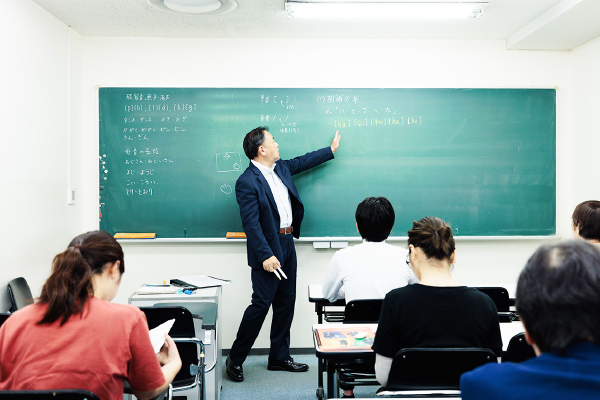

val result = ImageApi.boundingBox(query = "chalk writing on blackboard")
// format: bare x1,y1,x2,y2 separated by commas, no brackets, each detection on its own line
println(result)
126,179,157,186
316,95,359,104
216,152,242,172
260,94,295,109
333,116,421,128
126,189,153,196
220,184,233,195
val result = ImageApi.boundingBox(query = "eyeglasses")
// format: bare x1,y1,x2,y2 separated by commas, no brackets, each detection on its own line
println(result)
406,249,411,268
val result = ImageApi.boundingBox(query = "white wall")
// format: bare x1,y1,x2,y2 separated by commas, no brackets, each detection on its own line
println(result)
0,0,84,310
4,0,597,352
571,36,600,206
81,38,571,349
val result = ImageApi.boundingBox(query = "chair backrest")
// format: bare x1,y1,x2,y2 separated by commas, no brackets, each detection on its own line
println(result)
0,313,11,327
124,381,172,400
475,287,510,312
0,389,100,399
343,299,383,324
140,306,196,337
503,332,536,363
386,348,496,391
139,306,198,386
7,277,34,312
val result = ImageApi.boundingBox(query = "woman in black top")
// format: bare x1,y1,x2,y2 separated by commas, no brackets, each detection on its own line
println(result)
371,217,502,386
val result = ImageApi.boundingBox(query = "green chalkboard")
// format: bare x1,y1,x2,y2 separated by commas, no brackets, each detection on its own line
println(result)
99,88,556,238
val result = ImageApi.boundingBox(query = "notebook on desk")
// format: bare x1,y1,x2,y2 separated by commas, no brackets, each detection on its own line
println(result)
315,326,376,351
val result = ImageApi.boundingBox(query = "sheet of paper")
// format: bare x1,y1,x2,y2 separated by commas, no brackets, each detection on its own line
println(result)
149,319,175,353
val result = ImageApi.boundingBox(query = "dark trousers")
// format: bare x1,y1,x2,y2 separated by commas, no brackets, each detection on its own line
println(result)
229,234,297,365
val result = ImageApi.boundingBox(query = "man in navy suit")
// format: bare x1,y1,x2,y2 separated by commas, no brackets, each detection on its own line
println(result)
226,126,341,381
461,241,600,400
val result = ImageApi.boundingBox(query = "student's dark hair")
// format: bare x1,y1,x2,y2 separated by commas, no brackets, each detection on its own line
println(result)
516,241,600,354
37,230,125,325
407,217,455,261
355,197,395,242
572,200,600,241
243,126,268,160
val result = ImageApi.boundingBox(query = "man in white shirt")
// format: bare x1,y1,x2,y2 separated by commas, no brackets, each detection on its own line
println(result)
323,197,418,304
322,197,417,398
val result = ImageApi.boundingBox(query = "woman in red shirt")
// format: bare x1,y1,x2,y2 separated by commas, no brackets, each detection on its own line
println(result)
0,230,181,400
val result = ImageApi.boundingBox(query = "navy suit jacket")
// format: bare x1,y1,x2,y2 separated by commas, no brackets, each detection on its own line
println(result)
235,147,334,269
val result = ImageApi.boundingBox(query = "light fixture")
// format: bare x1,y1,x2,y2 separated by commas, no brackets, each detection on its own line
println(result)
147,0,237,15
286,1,490,19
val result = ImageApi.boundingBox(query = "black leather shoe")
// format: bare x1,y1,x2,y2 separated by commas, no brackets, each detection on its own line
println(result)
226,356,244,382
267,358,309,372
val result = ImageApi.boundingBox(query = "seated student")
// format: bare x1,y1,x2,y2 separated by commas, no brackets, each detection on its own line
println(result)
572,200,600,245
372,217,502,387
461,241,600,400
322,197,418,398
0,230,182,400
322,196,418,304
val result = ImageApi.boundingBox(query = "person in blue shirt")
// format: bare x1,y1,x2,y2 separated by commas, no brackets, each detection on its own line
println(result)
461,240,600,400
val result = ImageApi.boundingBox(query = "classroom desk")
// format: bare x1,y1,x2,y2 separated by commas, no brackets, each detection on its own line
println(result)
308,284,346,323
313,321,524,399
308,283,518,323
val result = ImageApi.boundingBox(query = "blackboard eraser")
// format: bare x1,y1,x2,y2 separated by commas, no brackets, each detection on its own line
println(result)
114,233,156,239
226,232,246,239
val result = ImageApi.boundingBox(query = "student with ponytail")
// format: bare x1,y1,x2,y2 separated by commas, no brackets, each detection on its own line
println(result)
0,230,181,400
371,217,502,387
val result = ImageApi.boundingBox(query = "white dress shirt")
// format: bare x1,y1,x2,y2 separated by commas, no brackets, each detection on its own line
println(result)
322,240,419,303
251,160,293,229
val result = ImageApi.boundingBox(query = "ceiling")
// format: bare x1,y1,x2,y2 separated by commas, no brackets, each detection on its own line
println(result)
29,0,600,50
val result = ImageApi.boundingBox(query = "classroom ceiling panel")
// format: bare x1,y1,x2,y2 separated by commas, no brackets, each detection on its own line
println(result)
507,0,600,50
28,0,598,49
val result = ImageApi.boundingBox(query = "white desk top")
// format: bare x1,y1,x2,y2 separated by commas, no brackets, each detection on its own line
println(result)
130,285,220,301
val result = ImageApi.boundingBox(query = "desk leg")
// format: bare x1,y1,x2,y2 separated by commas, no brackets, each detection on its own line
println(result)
334,367,340,397
315,304,323,324
326,360,337,399
316,356,325,400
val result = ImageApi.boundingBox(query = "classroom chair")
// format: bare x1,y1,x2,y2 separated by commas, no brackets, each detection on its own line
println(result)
139,306,205,400
336,300,383,396
322,304,346,323
7,277,34,312
0,386,172,400
0,389,100,400
343,299,383,324
323,297,384,323
124,381,173,400
474,287,516,322
0,313,11,327
153,301,219,381
503,332,536,363
376,347,496,397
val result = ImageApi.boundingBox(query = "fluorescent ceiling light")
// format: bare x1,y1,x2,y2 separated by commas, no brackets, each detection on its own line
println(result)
286,1,489,19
